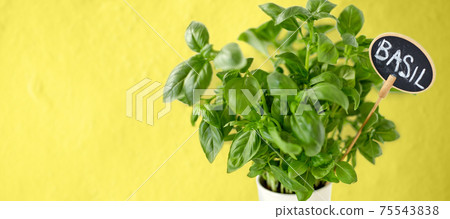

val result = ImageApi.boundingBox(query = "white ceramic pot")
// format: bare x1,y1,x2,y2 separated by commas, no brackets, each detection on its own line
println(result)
256,175,332,201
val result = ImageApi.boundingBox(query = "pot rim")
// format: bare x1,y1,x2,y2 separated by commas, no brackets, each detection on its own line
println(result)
256,175,331,196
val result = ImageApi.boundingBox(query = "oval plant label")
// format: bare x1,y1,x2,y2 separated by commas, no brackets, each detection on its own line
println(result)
369,33,435,93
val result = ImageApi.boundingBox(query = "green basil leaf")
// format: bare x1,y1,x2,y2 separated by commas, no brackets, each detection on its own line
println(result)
227,129,261,173
238,29,269,56
199,44,213,58
310,71,342,88
362,112,378,132
374,119,400,141
190,111,199,126
269,165,312,201
199,104,221,127
359,139,382,164
214,43,246,70
239,21,281,56
372,130,385,144
317,33,339,64
310,153,335,179
337,5,364,36
163,55,212,105
259,3,299,31
277,30,298,49
276,6,310,25
267,126,303,155
267,72,298,90
224,77,261,115
270,97,284,124
221,70,240,84
248,161,266,178
327,139,341,157
356,35,372,48
335,161,357,184
254,20,282,42
258,126,273,143
240,58,254,73
359,102,377,119
258,3,284,20
314,24,335,33
275,52,308,79
338,65,356,88
199,120,224,163
342,87,360,110
326,118,339,133
311,162,334,179
312,82,349,110
375,129,400,142
216,71,226,80
323,170,339,183
267,72,298,105
307,0,337,14
243,108,262,121
376,118,395,130
311,152,332,167
251,69,269,89
287,156,308,178
299,171,316,191
290,111,325,156
185,21,209,52
342,33,358,47
351,150,357,167
358,102,379,131
315,12,336,20
220,106,234,136
242,130,262,163
352,52,373,72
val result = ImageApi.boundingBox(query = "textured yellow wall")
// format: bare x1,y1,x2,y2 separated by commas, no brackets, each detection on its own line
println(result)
0,0,449,200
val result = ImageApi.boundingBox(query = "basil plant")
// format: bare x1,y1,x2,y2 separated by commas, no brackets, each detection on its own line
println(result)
163,0,399,200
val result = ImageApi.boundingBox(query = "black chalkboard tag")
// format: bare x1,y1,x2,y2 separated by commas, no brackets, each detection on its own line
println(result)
341,33,435,161
369,33,435,93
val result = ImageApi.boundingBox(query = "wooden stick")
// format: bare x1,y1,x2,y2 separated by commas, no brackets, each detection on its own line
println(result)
340,74,397,161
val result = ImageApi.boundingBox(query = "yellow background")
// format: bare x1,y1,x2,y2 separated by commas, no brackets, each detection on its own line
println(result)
0,0,449,200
